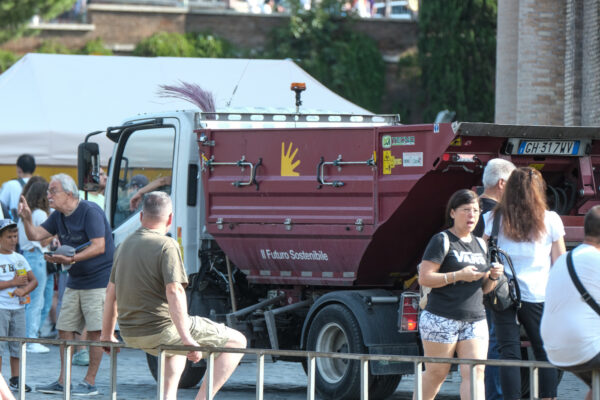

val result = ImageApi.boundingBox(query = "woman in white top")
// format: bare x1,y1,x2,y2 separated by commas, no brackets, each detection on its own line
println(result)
483,167,565,400
18,178,52,354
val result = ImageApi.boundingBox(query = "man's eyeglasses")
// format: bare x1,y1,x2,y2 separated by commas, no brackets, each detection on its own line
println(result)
47,189,64,196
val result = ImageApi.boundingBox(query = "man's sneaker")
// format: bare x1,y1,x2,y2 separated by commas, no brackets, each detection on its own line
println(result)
9,376,32,392
27,342,50,353
72,380,99,396
36,380,64,394
73,348,90,366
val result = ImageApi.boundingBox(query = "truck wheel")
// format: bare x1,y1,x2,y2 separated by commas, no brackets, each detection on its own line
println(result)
146,353,205,388
369,375,402,399
306,304,369,400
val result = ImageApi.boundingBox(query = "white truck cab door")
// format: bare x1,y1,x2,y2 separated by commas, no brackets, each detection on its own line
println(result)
108,122,177,246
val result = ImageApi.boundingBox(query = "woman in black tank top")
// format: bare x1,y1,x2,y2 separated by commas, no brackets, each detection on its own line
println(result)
417,189,504,400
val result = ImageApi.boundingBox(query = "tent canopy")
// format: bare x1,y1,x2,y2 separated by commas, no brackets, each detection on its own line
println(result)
0,53,369,166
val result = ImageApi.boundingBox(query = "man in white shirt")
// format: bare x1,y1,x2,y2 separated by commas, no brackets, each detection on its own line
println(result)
0,154,36,221
541,205,600,400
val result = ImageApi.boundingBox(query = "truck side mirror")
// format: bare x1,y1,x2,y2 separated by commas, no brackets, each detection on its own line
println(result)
77,142,100,191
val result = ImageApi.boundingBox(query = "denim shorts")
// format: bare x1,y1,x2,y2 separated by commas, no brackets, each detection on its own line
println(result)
0,308,25,358
419,310,488,344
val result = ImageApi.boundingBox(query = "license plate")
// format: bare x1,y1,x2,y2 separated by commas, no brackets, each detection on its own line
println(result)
517,140,580,156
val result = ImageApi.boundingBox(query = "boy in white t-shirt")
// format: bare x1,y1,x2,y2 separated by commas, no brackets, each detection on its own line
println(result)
0,219,37,393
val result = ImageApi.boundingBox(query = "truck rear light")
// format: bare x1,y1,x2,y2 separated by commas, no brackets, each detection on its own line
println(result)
441,153,479,163
452,153,478,163
398,292,419,332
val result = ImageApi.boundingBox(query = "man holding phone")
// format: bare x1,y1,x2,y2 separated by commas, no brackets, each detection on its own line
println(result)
19,173,114,396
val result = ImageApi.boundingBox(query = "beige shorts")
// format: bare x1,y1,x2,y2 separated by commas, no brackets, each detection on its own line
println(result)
57,287,106,333
122,316,230,358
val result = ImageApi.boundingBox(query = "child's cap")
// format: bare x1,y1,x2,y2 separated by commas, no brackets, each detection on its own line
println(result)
0,219,17,234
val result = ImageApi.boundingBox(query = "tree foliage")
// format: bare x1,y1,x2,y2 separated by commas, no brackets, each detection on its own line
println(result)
0,0,77,44
36,39,71,54
79,38,113,55
418,0,496,122
133,32,235,58
0,50,19,73
34,38,112,55
264,0,385,112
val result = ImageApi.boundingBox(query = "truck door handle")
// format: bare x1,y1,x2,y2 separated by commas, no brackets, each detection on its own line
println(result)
316,155,375,189
205,156,262,190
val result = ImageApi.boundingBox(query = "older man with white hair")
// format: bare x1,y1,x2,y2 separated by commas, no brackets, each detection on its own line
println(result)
472,158,515,400
19,173,114,396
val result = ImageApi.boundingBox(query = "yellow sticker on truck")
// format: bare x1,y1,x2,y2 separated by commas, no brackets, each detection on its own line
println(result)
383,150,402,174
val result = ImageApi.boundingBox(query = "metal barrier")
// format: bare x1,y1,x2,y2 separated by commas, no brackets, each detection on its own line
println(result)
1,336,598,400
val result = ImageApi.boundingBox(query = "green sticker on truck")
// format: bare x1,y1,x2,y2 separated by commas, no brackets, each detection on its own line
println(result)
382,135,415,149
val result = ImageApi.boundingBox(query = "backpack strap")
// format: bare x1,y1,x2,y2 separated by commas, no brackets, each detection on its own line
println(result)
490,211,501,242
17,178,26,187
566,250,600,316
475,236,487,253
440,231,450,258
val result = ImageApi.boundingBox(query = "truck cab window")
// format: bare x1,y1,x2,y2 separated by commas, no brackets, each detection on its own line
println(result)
113,126,175,228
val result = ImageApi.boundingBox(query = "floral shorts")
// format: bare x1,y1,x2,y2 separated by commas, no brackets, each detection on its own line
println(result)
419,310,488,344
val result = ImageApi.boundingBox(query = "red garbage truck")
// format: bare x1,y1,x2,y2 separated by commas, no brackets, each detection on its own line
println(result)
78,110,598,399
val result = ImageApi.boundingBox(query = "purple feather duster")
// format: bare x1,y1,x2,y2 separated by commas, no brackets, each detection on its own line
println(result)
158,82,216,119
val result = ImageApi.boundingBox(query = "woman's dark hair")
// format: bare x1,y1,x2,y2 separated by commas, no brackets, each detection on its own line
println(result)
496,167,547,242
21,176,46,198
445,189,480,227
24,179,50,215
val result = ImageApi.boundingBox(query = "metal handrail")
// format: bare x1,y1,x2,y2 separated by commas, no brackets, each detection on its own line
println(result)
0,336,597,400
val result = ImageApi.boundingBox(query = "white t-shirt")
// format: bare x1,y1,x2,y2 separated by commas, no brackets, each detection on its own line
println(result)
78,191,105,210
0,179,28,212
483,210,565,302
18,208,49,252
0,252,32,310
540,244,600,366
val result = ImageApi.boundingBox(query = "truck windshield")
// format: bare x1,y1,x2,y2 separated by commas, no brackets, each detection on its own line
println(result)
112,126,175,228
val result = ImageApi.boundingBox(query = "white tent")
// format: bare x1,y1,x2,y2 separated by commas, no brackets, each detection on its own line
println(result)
0,53,369,166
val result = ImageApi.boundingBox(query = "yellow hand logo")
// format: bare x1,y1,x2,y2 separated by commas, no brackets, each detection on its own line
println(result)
281,142,301,176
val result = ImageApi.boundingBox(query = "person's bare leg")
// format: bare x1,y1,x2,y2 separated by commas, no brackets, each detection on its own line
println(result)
195,329,247,400
58,330,75,385
456,338,488,400
415,340,456,400
83,331,102,385
0,373,15,400
75,329,87,353
163,354,186,400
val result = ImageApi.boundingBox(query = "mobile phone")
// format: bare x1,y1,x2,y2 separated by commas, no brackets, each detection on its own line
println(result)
44,251,54,256
477,263,491,273
75,242,92,253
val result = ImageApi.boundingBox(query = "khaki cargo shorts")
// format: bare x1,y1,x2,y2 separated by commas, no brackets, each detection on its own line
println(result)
57,287,106,333
122,316,230,359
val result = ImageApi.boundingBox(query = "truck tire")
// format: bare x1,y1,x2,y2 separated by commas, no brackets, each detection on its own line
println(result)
146,353,205,389
306,304,370,400
369,375,402,399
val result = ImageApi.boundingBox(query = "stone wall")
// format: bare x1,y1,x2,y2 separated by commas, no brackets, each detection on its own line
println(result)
3,4,417,57
2,4,418,118
495,0,600,127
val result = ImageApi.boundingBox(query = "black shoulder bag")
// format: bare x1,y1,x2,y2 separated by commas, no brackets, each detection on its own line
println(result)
483,212,522,312
566,250,600,316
